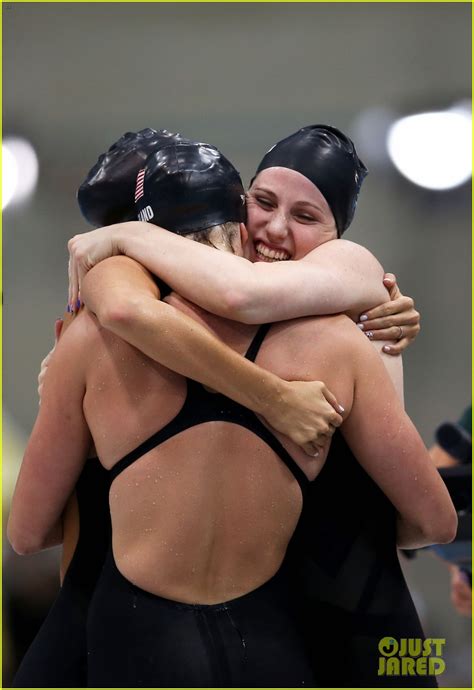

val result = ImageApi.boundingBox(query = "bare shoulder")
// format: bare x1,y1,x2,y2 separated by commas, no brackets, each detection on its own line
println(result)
310,313,367,349
304,238,384,272
56,308,104,352
84,254,156,282
272,313,364,357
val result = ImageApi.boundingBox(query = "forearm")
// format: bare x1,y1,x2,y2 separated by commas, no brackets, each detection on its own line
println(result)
114,222,256,319
98,293,287,418
112,224,387,323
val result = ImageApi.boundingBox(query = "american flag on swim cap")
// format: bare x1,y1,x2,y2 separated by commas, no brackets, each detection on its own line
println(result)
134,168,146,202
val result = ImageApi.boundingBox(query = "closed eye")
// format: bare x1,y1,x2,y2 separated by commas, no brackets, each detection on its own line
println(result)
256,197,274,209
295,213,316,222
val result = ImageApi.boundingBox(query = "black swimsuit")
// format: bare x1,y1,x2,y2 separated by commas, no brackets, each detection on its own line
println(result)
292,432,437,688
12,460,111,688
86,324,314,688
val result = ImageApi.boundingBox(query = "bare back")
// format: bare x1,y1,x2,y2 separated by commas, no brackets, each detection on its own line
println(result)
80,295,393,604
80,307,316,604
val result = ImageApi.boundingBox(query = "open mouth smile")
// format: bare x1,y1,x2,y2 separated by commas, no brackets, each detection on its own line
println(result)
255,242,291,262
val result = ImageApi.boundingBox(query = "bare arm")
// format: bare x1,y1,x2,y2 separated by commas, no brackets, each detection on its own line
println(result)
82,256,343,455
7,319,92,555
340,328,457,549
69,222,388,323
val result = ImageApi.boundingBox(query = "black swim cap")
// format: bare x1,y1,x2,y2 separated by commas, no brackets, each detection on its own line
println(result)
135,142,246,235
78,128,192,227
254,125,368,236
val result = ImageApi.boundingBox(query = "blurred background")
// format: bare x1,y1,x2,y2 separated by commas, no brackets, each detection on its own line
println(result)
3,2,471,687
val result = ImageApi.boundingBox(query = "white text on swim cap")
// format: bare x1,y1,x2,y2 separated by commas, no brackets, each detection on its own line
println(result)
138,205,154,223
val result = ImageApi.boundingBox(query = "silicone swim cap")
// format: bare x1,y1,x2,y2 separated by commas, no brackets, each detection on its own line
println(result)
254,125,368,235
78,128,191,227
135,142,246,235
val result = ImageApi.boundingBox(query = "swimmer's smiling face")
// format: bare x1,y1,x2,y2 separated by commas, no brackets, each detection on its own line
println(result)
245,167,338,263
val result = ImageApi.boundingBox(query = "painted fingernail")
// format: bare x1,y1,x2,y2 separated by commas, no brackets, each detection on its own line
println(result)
383,345,391,353
312,451,320,457
338,405,345,413
360,314,368,322
76,299,81,310
357,323,365,330
366,331,374,339
66,304,71,313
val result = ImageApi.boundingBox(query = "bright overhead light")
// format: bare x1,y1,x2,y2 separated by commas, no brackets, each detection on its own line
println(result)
387,110,471,190
2,145,19,210
2,137,39,209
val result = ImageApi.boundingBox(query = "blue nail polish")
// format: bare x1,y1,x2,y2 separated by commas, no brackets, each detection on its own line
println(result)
66,304,71,313
76,299,81,310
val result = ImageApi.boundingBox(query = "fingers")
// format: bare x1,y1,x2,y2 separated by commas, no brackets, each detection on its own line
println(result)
357,310,420,332
383,272,396,287
67,237,81,312
37,352,52,401
360,324,419,343
55,318,63,342
359,295,415,323
383,273,402,300
302,442,323,458
382,338,411,355
321,385,345,418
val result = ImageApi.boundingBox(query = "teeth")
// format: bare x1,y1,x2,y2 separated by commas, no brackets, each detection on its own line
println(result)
255,242,290,262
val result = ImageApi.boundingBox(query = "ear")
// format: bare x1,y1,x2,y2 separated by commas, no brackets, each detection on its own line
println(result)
239,222,249,246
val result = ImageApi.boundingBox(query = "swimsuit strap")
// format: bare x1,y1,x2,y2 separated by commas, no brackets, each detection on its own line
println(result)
244,323,273,362
109,323,309,494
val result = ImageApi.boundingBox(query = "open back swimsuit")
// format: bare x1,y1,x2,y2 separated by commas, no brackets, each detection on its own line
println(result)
86,324,314,688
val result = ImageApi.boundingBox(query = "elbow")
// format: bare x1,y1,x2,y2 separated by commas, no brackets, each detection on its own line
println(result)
98,298,140,333
424,508,458,546
435,509,458,545
220,286,260,325
7,522,42,556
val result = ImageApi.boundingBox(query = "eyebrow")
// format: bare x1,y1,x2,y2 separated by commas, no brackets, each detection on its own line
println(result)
252,186,326,214
293,201,324,213
251,186,276,197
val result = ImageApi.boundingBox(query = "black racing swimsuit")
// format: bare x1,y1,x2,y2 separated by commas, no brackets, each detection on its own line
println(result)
86,323,314,688
12,460,111,688
292,432,437,688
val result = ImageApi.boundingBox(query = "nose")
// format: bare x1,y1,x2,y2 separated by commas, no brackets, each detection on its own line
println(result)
265,209,289,243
